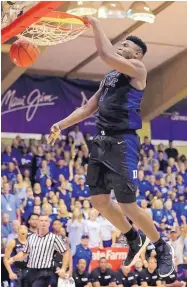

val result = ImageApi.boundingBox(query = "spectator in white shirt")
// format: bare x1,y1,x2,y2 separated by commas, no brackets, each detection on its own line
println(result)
69,125,85,147
85,209,103,249
169,229,184,264
67,207,87,255
99,216,116,247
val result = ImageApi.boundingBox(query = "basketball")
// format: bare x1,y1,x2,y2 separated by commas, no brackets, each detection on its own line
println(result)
9,39,40,67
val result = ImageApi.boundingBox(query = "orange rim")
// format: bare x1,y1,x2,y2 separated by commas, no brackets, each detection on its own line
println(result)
41,11,89,26
1,1,64,44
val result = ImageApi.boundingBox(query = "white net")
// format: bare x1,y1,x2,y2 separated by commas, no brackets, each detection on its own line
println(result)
18,20,88,46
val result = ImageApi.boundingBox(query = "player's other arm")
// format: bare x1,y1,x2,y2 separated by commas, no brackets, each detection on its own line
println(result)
58,88,101,128
4,240,17,279
8,251,28,264
87,17,146,80
48,87,102,145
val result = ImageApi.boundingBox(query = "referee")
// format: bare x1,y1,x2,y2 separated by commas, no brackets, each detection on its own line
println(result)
9,215,69,287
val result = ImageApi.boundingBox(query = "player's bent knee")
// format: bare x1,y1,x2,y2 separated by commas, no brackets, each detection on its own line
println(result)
91,194,110,211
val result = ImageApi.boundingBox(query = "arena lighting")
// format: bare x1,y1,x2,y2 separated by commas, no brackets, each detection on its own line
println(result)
127,1,155,24
67,1,97,16
98,1,126,19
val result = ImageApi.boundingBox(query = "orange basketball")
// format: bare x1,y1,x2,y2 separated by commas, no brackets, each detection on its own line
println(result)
10,39,40,67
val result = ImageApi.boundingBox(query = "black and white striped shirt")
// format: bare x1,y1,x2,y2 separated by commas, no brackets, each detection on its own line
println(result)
23,232,67,269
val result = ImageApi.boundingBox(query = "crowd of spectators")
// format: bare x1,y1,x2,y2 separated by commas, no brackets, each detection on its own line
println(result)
1,125,187,286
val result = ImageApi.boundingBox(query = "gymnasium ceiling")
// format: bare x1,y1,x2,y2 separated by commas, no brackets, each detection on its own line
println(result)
1,1,187,120
26,1,187,78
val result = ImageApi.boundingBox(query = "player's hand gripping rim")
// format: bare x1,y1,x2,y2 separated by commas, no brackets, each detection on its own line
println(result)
47,124,61,146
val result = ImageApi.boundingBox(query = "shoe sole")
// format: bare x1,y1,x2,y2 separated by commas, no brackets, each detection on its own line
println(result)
124,236,150,268
158,244,175,278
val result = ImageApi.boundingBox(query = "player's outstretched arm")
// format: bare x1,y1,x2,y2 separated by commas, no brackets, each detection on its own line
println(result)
47,88,102,146
86,16,146,80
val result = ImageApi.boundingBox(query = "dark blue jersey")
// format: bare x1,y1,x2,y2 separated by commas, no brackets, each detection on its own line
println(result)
96,70,144,132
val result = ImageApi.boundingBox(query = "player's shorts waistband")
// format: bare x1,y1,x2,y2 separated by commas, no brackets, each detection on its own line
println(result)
97,128,137,136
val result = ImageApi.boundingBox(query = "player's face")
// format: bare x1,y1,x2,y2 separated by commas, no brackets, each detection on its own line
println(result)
117,40,140,59
78,259,86,272
53,221,62,232
18,226,28,238
29,215,39,228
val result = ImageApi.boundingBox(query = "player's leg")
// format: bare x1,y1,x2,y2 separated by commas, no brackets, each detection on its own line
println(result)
91,194,132,233
114,133,174,278
87,159,132,233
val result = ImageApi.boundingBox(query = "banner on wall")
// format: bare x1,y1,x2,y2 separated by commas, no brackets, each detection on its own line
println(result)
90,247,128,271
1,75,99,135
151,112,187,141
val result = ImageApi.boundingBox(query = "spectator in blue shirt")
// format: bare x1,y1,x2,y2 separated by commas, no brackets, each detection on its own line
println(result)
1,183,21,222
137,170,151,197
1,214,12,240
152,160,164,179
77,175,91,202
73,235,92,272
56,204,70,228
168,157,179,173
141,156,152,174
148,175,159,196
45,152,56,178
35,160,52,187
42,178,54,197
57,185,72,211
179,163,187,185
157,177,169,200
176,175,185,195
152,199,164,225
33,183,44,201
20,146,33,174
141,136,155,156
163,199,177,226
11,138,22,164
4,162,19,184
54,157,70,182
1,146,14,165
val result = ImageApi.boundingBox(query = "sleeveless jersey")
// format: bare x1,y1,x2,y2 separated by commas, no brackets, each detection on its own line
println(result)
12,238,27,269
96,70,145,133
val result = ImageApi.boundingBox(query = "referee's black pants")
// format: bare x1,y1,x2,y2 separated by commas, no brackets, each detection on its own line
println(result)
27,268,54,287
13,268,28,287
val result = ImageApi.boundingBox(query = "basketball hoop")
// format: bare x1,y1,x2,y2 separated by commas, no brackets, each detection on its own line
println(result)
1,2,89,45
18,12,89,46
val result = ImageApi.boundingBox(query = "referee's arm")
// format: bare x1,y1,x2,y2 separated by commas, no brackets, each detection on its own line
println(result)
54,235,70,273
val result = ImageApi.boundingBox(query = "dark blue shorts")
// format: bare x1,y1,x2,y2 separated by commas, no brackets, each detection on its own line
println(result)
86,131,140,204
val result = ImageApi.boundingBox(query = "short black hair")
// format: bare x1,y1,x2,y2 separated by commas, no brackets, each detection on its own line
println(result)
126,35,147,55
52,219,61,224
28,213,39,221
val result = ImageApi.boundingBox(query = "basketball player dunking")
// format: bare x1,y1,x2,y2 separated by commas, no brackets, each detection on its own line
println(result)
48,16,174,278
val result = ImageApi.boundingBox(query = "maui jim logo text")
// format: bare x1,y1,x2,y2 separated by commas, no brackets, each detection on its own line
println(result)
1,89,58,121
